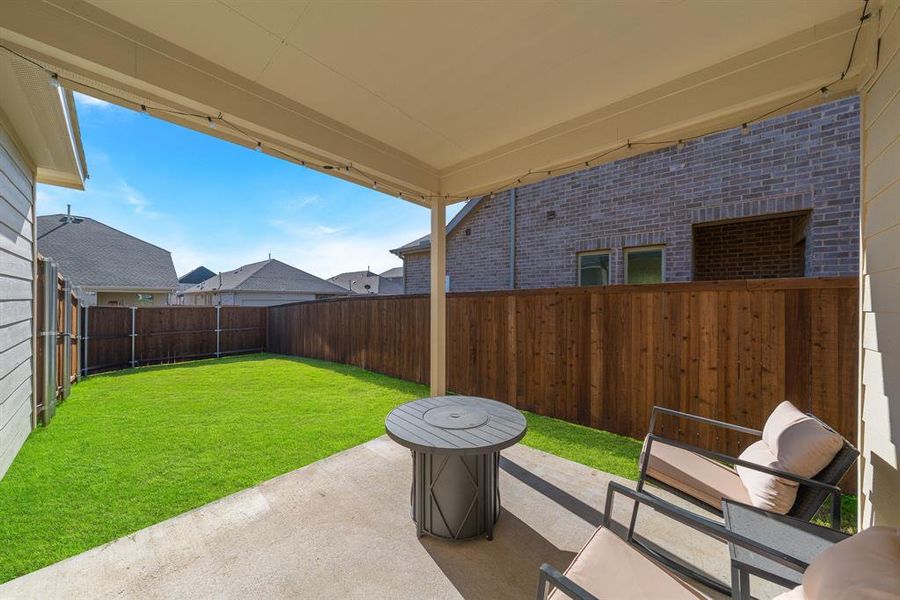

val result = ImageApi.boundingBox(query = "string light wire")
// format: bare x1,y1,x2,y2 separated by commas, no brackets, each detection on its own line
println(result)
0,1,872,204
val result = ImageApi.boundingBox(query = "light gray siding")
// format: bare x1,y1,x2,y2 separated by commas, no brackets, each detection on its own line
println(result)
183,291,324,306
859,0,900,528
234,292,316,306
0,124,34,479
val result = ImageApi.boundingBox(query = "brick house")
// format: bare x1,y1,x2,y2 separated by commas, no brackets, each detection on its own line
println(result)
393,97,860,293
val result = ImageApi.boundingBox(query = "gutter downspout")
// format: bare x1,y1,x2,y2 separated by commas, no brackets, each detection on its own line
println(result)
508,189,516,289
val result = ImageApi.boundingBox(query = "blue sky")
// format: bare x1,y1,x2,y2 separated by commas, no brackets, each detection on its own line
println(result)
37,92,455,279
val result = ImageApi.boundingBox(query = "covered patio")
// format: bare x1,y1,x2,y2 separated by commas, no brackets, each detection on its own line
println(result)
0,0,898,597
0,437,774,599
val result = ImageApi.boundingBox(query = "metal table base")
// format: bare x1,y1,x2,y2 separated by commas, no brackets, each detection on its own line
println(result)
411,450,501,540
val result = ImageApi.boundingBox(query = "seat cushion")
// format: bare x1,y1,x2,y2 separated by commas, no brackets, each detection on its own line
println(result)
735,440,797,514
548,527,707,599
802,526,900,600
642,437,751,509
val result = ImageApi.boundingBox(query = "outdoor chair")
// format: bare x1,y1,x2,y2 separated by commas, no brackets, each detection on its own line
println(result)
635,401,858,530
625,401,858,594
535,482,812,600
537,484,900,600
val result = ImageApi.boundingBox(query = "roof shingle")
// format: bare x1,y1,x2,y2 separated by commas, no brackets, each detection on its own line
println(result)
37,215,178,290
184,259,349,295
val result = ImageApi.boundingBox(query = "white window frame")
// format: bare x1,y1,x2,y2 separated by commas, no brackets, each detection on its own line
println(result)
624,245,666,284
577,250,611,286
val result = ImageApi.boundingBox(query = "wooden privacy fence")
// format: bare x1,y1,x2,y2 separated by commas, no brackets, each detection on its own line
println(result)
35,256,80,425
267,277,858,481
83,306,267,374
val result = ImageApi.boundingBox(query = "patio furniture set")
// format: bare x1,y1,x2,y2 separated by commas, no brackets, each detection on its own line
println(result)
386,397,900,599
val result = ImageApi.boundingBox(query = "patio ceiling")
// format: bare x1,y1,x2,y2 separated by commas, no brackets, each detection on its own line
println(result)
0,0,878,204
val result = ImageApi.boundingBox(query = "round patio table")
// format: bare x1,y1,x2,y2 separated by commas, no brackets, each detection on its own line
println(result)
385,395,527,541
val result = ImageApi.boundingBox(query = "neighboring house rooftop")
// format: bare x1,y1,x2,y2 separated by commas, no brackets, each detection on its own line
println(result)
390,197,483,256
329,267,404,295
178,266,215,285
184,259,348,295
37,214,178,290
328,270,381,294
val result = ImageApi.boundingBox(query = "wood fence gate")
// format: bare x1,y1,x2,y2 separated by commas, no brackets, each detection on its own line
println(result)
34,256,80,425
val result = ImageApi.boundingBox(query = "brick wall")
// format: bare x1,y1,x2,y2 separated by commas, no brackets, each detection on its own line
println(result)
402,96,860,292
404,252,430,294
693,214,806,281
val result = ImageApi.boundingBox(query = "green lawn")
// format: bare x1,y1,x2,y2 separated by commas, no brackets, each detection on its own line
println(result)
522,412,642,480
0,354,854,582
0,354,428,583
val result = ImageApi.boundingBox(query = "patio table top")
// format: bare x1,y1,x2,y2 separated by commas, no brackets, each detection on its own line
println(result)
385,396,527,455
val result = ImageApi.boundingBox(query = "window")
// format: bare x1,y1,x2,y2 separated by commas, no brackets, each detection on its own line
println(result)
625,247,664,284
577,251,610,286
137,293,154,305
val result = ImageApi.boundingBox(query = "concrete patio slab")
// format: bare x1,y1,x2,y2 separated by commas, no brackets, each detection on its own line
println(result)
0,436,779,599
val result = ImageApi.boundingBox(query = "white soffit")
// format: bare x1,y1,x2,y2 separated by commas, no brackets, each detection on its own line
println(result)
0,49,86,189
0,0,878,201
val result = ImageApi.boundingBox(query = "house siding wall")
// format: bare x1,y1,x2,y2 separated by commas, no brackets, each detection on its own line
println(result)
92,291,171,307
402,96,860,292
859,0,900,528
0,123,35,480
182,291,325,307
233,292,318,307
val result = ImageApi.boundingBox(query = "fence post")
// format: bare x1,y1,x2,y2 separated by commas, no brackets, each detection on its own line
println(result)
215,305,221,358
130,306,137,368
41,259,58,425
82,304,89,378
75,301,83,382
61,280,71,399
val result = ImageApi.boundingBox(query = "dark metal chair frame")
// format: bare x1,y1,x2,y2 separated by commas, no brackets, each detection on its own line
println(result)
535,482,809,600
723,499,849,600
626,405,858,594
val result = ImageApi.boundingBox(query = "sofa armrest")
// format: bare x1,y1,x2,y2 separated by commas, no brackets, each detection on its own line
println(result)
723,499,848,589
605,482,809,574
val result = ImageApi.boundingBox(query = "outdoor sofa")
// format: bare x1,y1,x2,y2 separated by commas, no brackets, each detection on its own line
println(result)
536,481,900,599
623,401,858,593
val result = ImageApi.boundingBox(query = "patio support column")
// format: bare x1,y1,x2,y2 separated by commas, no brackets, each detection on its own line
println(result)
430,197,446,396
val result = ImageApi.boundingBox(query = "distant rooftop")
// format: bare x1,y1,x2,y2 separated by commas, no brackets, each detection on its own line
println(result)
391,197,483,256
329,267,404,295
178,266,216,285
184,259,349,295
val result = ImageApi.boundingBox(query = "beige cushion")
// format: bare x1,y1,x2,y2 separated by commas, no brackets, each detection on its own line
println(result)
762,402,843,476
803,526,900,600
642,437,751,509
548,527,707,599
735,440,797,514
735,402,842,514
773,586,806,600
